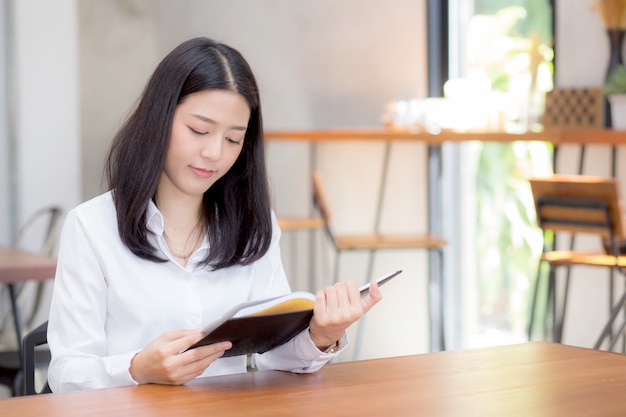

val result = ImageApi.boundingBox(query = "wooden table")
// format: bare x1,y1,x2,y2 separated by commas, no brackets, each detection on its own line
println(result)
0,246,57,285
4,342,626,416
0,246,56,357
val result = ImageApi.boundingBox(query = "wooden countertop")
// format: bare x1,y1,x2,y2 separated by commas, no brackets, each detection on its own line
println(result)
265,127,626,145
4,342,626,417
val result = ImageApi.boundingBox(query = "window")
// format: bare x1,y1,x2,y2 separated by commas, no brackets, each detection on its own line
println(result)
438,0,555,348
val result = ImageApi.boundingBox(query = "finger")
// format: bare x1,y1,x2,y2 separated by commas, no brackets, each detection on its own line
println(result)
169,330,205,353
361,279,383,313
181,341,232,362
316,284,339,313
176,343,232,381
160,329,209,355
345,281,361,305
164,341,232,384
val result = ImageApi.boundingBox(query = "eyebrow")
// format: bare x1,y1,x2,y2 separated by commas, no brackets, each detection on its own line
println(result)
191,114,247,131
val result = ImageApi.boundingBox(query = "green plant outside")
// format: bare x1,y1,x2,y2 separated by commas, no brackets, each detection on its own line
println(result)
604,64,626,95
472,0,554,339
475,141,550,336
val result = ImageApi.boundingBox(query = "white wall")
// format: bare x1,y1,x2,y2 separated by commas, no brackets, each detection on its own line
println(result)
0,0,81,241
0,0,10,244
556,0,607,87
10,0,81,228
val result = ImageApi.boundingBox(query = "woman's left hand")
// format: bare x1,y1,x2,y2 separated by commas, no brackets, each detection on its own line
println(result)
308,279,382,351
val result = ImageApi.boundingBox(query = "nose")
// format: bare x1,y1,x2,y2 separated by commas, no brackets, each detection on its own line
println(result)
201,135,222,161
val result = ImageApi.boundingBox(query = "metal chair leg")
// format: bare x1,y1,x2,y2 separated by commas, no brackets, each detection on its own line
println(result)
527,260,544,340
543,263,556,341
554,267,572,343
607,319,626,352
594,289,626,349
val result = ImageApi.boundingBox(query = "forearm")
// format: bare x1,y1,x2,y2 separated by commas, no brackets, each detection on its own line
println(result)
48,350,138,393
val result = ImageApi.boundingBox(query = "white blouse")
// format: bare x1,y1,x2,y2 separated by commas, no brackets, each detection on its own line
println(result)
47,191,345,393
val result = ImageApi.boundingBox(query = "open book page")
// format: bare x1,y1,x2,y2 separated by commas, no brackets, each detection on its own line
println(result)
233,291,316,318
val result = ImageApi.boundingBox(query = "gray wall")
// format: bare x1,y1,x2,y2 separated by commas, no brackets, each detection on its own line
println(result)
79,0,159,199
79,0,427,198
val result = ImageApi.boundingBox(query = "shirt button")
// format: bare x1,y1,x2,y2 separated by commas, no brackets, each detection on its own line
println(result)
189,315,199,326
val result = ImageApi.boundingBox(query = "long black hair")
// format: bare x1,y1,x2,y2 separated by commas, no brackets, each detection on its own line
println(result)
105,37,271,269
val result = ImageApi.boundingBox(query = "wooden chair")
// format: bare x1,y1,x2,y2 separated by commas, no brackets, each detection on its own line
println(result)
312,171,446,283
527,175,626,351
311,171,446,358
277,218,324,232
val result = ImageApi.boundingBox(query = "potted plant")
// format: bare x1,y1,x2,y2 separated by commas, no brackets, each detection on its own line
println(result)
604,64,626,129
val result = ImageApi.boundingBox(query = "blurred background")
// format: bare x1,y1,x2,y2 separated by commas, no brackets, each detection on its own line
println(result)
0,2,623,399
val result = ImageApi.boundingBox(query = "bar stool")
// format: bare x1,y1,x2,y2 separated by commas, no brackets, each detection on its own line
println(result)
527,175,626,351
311,171,446,359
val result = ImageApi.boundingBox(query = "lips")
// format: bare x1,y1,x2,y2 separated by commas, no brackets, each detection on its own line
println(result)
190,166,215,179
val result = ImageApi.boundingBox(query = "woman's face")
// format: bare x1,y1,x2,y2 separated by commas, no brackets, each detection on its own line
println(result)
158,89,251,200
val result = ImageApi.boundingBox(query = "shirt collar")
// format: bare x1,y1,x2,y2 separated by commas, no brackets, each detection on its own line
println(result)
145,199,211,256
146,199,164,235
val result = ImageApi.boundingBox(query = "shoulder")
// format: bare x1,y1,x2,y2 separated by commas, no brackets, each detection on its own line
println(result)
66,191,116,226
57,191,122,249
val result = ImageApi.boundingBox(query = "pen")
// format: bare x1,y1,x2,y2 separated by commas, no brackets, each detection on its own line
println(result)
359,270,402,295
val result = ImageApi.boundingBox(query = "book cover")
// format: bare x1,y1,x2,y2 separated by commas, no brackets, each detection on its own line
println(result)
186,292,316,357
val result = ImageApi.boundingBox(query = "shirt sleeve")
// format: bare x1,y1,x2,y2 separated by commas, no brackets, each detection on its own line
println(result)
253,328,349,373
47,210,138,393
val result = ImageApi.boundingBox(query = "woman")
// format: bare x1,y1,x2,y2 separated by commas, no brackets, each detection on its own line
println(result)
47,37,382,393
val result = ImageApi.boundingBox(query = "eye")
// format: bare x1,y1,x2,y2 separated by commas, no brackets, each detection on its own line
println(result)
226,137,242,145
189,127,208,135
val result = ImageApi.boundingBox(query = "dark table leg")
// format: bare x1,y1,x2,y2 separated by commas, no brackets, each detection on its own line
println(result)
7,283,24,365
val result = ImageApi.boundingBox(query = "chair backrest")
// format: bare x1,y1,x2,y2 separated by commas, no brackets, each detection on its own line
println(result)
21,320,51,395
5,206,64,331
311,171,336,242
529,175,626,240
14,206,64,257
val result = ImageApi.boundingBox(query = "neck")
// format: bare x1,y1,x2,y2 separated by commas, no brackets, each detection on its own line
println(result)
154,191,205,265
154,191,203,231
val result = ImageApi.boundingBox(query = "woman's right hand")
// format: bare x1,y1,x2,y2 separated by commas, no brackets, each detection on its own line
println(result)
129,329,232,385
